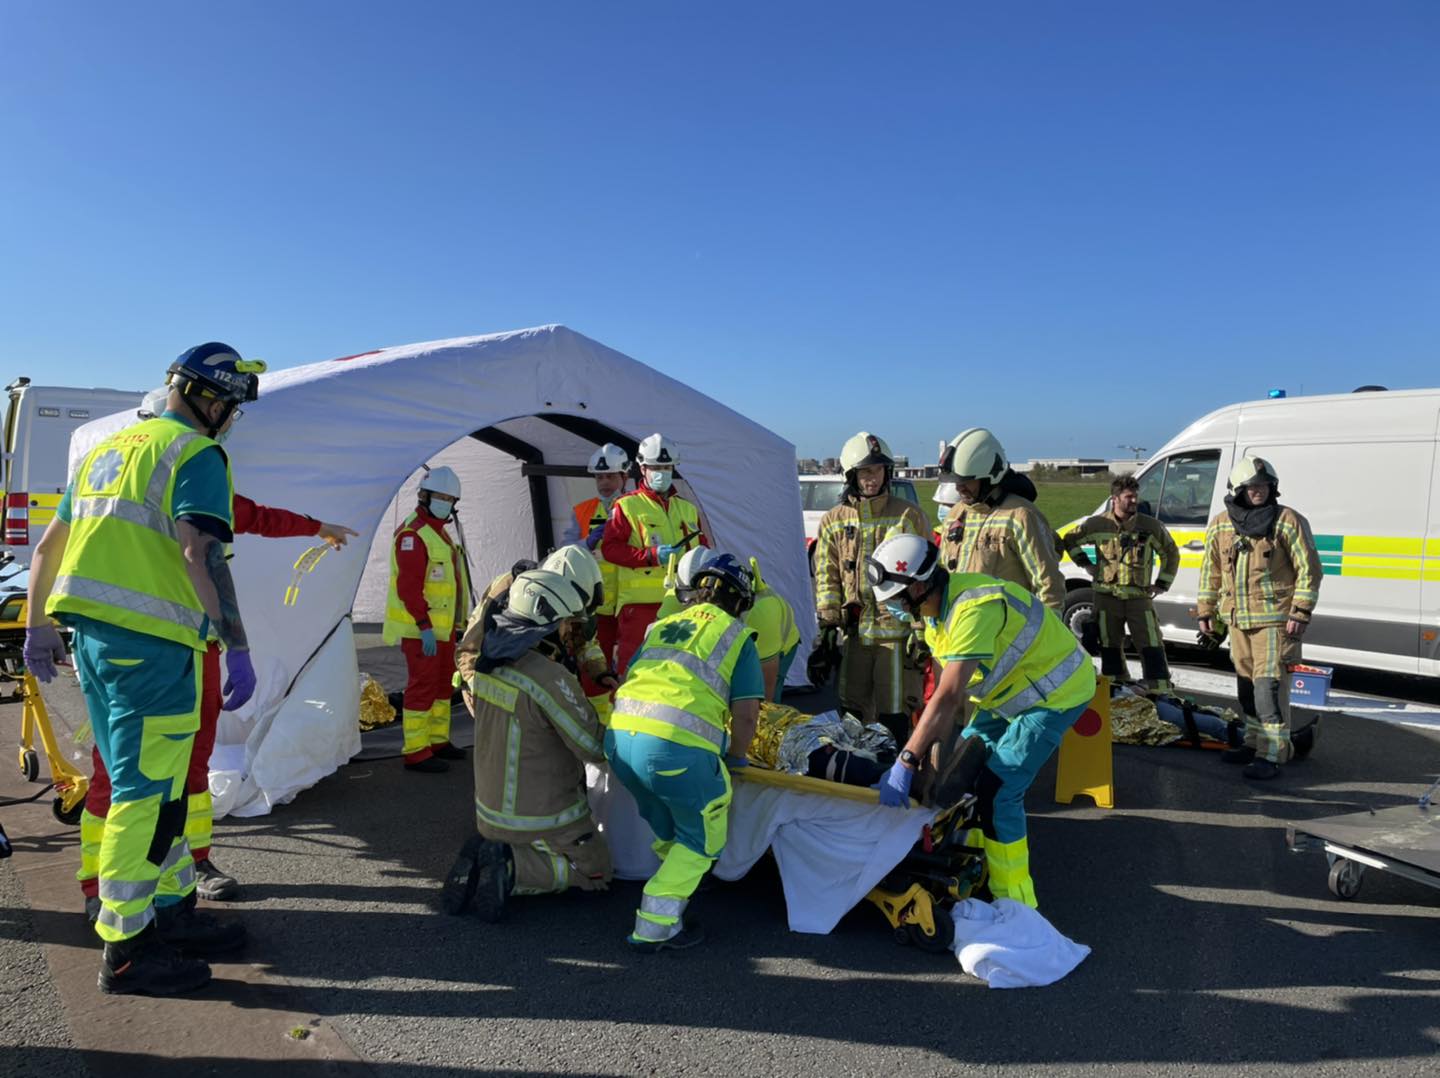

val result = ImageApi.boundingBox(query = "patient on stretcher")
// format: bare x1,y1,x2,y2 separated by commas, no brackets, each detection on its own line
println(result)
746,702,896,788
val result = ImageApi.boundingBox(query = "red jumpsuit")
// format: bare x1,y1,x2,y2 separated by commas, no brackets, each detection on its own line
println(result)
80,496,321,898
392,507,463,762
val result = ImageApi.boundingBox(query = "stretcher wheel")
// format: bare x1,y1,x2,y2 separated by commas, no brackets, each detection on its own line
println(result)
1327,858,1363,901
52,797,84,826
20,748,39,782
909,914,955,954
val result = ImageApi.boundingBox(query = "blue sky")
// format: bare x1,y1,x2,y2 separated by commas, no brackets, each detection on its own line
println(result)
2,2,1436,465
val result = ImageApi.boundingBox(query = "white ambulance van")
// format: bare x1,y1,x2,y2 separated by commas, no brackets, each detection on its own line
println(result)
2,379,143,565
1058,387,1440,678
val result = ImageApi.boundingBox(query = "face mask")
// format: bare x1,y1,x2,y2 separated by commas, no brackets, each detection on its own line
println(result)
429,499,453,520
884,600,912,624
646,469,673,494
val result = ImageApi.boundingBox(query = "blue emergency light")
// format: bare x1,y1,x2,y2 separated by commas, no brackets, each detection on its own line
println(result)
1267,388,1286,399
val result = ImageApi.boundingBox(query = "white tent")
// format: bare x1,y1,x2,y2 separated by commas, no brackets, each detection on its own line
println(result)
70,325,812,817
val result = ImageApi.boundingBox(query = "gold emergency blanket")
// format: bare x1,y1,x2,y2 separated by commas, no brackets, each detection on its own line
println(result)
358,674,398,732
1109,692,1180,746
747,701,894,772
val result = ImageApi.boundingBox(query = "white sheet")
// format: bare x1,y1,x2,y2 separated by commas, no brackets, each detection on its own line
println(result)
715,782,936,934
588,766,935,934
950,898,1092,988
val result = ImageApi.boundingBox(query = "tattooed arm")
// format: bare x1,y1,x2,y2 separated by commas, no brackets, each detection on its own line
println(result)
178,519,249,651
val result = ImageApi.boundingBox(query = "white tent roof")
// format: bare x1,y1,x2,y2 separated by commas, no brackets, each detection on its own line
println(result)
70,325,811,817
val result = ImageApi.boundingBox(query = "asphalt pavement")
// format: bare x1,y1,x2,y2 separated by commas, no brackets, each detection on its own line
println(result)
3,656,1439,1078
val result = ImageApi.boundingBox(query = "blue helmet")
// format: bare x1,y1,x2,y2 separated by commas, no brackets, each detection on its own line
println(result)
167,342,266,406
693,552,755,614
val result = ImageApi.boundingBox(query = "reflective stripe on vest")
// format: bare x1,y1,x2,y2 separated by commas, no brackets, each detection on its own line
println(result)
609,697,727,751
614,492,700,607
990,646,1088,719
611,606,750,752
383,511,469,643
50,418,224,649
968,588,1044,699
490,666,601,760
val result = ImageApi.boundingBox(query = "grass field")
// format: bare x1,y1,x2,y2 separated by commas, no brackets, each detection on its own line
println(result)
910,477,1108,530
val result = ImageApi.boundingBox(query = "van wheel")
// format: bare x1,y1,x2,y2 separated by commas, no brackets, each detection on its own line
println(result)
1063,587,1097,651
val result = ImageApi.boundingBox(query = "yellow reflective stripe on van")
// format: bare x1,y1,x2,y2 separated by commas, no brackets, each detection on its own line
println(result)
27,492,62,528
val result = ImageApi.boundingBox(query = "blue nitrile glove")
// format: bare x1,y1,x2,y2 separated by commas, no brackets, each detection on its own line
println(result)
22,625,67,684
653,543,681,565
585,522,606,550
222,649,257,712
724,754,749,771
878,759,915,808
420,627,438,657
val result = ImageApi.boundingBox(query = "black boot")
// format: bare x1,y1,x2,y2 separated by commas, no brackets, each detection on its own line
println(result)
1221,745,1256,765
1243,759,1281,780
440,836,483,915
405,756,449,773
471,841,514,923
155,892,247,956
99,924,211,996
432,743,467,761
628,918,707,954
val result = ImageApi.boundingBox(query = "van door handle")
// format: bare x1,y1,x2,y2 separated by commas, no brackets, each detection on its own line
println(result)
1184,540,1205,551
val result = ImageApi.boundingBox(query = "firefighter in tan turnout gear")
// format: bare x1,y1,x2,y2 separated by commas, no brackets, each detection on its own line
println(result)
1061,474,1180,691
1197,455,1322,781
442,569,612,921
937,429,1065,614
812,432,928,742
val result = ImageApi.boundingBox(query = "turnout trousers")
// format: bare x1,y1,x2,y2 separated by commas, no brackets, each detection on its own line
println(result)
1229,625,1299,765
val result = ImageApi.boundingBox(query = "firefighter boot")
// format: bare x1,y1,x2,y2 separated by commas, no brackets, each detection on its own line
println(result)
471,841,514,923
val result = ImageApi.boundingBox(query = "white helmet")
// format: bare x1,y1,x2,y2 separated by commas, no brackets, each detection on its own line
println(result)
939,428,1008,484
418,465,462,500
541,544,604,612
1228,455,1279,492
933,481,959,509
588,443,630,475
637,433,678,467
508,569,586,627
138,386,169,420
675,546,717,589
865,533,940,602
840,431,895,475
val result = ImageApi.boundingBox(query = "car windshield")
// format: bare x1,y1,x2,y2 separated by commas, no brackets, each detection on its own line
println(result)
802,479,918,510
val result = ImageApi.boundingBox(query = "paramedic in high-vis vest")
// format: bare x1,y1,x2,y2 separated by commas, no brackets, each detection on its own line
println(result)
601,433,709,676
23,341,261,996
442,569,612,921
606,554,763,952
1197,455,1321,781
562,442,630,671
812,431,928,741
384,466,471,773
868,533,1096,909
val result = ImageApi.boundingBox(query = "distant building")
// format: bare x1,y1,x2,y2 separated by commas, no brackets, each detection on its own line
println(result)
1012,457,1139,477
895,465,941,479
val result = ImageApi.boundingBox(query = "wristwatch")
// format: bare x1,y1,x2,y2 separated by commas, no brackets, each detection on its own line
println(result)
899,749,921,769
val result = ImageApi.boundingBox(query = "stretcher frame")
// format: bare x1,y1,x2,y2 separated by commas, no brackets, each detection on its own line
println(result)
1285,777,1440,901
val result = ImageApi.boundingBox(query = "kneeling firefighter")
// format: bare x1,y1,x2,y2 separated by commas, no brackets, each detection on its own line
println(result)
606,554,765,951
868,533,1097,908
442,569,612,921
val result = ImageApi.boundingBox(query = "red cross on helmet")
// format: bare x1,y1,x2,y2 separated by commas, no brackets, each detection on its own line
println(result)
865,533,938,602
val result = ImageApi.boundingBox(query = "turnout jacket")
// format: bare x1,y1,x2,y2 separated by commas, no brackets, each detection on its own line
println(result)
469,648,605,843
813,491,928,643
1062,509,1180,599
1197,505,1322,629
938,493,1065,614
